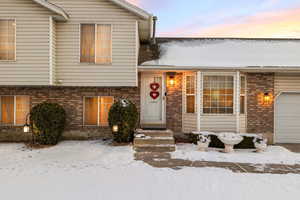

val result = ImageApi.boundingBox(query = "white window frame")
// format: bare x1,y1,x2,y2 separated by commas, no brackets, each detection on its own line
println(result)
185,74,196,114
79,23,112,65
83,96,114,127
201,72,235,115
0,19,16,62
0,95,29,126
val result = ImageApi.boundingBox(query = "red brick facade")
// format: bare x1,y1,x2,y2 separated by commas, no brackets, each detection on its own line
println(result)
166,73,183,132
246,73,275,143
0,86,140,142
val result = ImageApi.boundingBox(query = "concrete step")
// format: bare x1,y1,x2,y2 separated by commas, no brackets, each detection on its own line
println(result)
135,129,174,137
134,129,175,152
134,137,175,146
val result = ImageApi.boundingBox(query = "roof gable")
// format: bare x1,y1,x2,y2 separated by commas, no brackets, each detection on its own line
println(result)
32,0,151,21
32,0,69,21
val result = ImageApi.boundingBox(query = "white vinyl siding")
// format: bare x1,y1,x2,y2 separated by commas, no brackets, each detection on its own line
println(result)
275,73,300,95
0,0,53,85
50,0,140,87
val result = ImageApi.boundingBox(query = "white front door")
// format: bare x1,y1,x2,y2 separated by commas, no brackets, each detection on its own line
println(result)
141,73,165,125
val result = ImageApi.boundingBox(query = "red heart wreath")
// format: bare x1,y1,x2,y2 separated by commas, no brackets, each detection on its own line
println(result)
150,91,160,100
150,83,160,91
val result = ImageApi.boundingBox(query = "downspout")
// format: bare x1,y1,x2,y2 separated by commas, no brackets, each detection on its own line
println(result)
151,16,158,44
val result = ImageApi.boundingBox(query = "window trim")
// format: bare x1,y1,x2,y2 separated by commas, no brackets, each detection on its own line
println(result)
0,19,17,62
79,23,113,65
201,73,235,116
83,96,114,127
240,75,247,115
0,95,30,126
185,74,196,114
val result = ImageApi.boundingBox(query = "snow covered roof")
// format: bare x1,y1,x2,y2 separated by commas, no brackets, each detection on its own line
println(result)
140,38,300,69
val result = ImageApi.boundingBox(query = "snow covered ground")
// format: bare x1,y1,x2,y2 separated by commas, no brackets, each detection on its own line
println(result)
172,144,300,165
1,141,300,200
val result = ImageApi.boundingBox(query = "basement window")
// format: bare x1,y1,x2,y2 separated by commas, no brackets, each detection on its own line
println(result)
84,96,114,126
0,96,30,125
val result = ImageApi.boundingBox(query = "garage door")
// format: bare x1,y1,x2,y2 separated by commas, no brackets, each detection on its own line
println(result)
275,93,300,143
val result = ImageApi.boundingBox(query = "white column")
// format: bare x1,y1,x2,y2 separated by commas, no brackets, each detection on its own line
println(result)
197,71,202,132
236,71,240,133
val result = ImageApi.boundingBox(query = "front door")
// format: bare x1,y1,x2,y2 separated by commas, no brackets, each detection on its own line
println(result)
141,73,165,126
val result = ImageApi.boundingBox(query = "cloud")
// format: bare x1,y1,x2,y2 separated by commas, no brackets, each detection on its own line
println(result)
160,7,300,38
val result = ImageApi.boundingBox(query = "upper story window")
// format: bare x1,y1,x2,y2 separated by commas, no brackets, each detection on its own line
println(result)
0,19,16,61
80,24,112,64
0,96,30,125
203,76,234,114
186,75,196,113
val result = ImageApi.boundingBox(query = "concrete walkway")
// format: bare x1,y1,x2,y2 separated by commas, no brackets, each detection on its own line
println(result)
135,152,300,174
277,144,300,153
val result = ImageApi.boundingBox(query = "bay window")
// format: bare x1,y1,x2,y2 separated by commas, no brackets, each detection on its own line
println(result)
240,76,246,114
0,19,16,61
84,96,114,126
80,24,112,64
0,96,30,125
186,75,196,113
203,76,234,114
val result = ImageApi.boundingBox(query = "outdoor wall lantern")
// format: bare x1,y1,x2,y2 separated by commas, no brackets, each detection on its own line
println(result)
23,114,30,133
167,72,176,87
262,92,273,105
112,125,119,133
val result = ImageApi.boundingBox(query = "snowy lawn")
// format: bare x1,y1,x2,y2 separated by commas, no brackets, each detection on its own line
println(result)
172,144,300,165
1,141,300,200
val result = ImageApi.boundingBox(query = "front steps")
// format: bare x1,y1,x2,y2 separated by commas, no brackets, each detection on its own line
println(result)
134,129,176,152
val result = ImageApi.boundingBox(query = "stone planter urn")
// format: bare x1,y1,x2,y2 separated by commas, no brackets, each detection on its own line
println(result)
253,136,268,153
218,132,243,153
197,135,211,152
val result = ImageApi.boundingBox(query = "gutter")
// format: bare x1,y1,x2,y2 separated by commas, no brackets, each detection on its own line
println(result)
138,65,300,72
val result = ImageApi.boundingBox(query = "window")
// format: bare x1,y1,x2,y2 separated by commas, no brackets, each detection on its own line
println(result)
186,75,195,113
0,96,30,125
203,76,234,114
80,24,112,64
0,19,16,61
84,96,114,126
240,76,246,114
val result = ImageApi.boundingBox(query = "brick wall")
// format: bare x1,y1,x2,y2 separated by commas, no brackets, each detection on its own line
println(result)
247,73,275,143
166,73,183,132
0,86,140,142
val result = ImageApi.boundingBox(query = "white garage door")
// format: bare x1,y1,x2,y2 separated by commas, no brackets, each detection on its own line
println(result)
275,93,300,143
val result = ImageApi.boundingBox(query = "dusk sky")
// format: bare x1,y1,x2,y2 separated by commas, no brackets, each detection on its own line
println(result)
127,0,300,38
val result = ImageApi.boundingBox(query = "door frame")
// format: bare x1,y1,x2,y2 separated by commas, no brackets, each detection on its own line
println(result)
140,72,166,125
